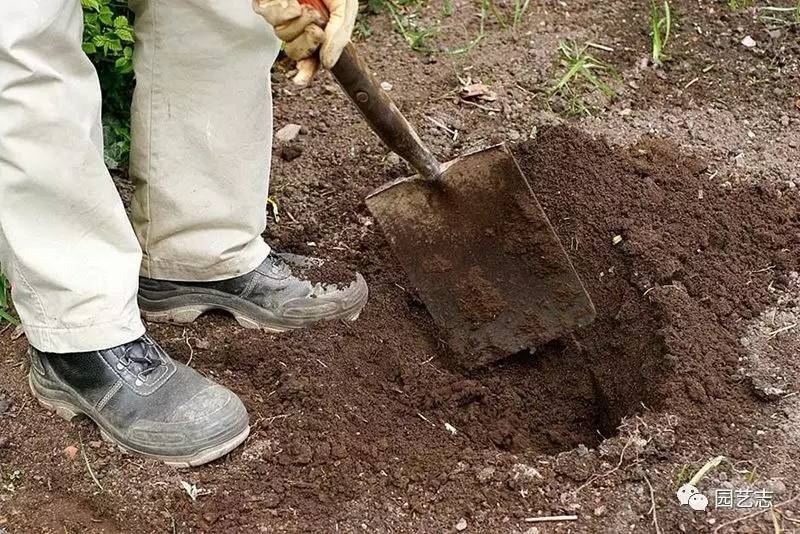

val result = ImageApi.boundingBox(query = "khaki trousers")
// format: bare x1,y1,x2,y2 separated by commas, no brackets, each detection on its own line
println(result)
0,1,281,353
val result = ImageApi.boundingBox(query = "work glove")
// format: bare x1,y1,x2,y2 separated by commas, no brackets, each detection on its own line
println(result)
253,0,358,86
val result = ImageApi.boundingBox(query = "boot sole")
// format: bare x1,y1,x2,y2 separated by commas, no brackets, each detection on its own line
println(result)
139,276,368,331
29,375,249,468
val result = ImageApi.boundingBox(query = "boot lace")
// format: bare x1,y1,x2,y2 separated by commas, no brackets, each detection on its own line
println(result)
118,335,163,383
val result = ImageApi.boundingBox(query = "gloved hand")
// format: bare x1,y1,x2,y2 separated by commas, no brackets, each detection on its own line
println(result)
253,0,358,86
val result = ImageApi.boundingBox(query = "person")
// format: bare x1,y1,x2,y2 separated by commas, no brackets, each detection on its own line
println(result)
0,0,362,467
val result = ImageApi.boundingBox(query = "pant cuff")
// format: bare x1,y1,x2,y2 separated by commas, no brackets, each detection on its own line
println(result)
139,239,270,282
24,311,146,354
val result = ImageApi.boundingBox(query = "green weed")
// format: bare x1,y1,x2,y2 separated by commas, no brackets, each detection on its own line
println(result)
728,0,754,11
365,0,437,53
758,1,800,27
651,0,672,65
81,0,136,169
549,40,622,116
0,272,19,326
443,0,455,17
446,0,491,55
513,0,532,30
675,464,692,489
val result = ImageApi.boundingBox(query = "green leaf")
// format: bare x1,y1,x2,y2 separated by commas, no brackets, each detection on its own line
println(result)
82,42,97,54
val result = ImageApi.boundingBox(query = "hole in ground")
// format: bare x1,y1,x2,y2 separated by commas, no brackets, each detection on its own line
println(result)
421,283,668,455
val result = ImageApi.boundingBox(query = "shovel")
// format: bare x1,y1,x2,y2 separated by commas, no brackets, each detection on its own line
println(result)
296,4,596,368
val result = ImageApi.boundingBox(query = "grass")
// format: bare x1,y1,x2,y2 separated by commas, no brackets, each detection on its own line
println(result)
365,0,438,53
447,0,490,55
651,0,672,65
675,464,692,489
512,0,532,30
758,1,800,27
728,0,754,10
359,0,533,57
0,272,19,326
549,40,622,116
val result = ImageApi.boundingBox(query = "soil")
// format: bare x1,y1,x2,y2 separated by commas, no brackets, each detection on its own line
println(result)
2,0,800,533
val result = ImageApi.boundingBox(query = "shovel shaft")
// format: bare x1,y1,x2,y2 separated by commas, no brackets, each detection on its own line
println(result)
331,44,443,179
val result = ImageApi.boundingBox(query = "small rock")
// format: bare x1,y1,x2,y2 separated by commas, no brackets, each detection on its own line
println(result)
455,518,467,531
275,123,302,143
279,144,303,162
89,441,103,449
195,338,210,350
324,84,338,94
386,152,401,165
63,445,79,461
524,528,540,534
764,479,787,496
741,35,756,48
594,505,607,516
0,436,9,449
507,130,521,141
476,466,495,483
0,397,10,415
750,377,787,401
380,81,393,91
619,108,632,116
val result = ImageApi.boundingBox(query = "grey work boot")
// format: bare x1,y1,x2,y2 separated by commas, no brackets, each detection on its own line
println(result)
28,335,249,467
138,252,368,331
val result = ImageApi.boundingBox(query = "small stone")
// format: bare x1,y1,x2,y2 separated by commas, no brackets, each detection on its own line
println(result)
455,518,467,531
380,81,393,91
594,505,607,516
742,35,756,48
507,130,521,141
279,145,303,162
63,445,79,461
324,84,338,94
195,338,210,350
741,35,756,48
524,528,540,534
619,108,632,116
764,479,787,496
0,436,9,449
0,398,10,415
275,123,302,143
89,441,103,449
779,114,790,126
476,466,495,483
386,152,401,165
750,377,787,401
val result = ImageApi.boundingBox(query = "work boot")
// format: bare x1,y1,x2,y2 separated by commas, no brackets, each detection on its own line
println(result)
28,335,249,467
138,252,368,331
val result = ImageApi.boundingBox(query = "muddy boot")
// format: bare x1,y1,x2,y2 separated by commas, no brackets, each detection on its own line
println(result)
28,334,249,467
138,252,368,331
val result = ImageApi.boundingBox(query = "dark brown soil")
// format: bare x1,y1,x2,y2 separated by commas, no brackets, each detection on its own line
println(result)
2,0,800,532
291,256,358,287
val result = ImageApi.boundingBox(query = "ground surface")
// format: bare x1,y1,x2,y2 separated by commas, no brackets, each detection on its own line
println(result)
1,0,799,532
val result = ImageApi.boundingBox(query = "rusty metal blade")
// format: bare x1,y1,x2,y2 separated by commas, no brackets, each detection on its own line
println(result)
366,144,596,368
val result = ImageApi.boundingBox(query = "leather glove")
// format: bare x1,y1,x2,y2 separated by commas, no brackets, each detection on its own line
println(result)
254,0,358,86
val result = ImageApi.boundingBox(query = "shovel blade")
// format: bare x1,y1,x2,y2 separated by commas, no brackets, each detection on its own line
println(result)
366,144,595,368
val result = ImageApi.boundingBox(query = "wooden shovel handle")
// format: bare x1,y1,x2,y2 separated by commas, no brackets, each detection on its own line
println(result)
330,45,442,179
297,0,442,179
